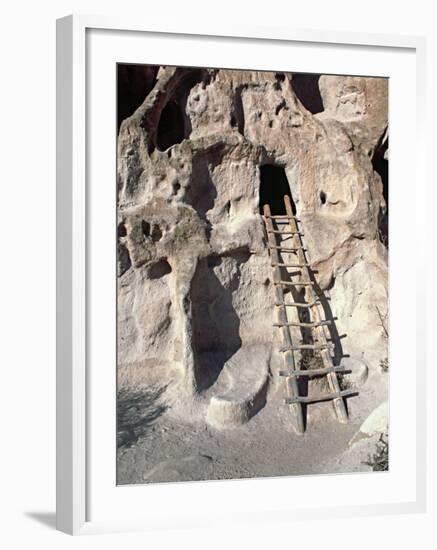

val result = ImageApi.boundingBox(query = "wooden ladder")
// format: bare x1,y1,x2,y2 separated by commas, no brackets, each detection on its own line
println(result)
263,196,355,435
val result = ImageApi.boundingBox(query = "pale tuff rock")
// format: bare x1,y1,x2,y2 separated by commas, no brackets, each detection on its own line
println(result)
317,75,388,153
349,401,389,446
117,68,388,424
341,356,369,388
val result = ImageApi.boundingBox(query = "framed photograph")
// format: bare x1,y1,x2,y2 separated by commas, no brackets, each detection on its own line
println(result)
56,14,427,535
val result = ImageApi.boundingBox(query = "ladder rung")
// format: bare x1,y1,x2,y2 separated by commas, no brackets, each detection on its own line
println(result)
285,389,357,405
314,294,330,301
263,214,300,221
267,229,304,235
279,343,334,351
269,246,307,252
273,320,332,328
271,262,310,268
274,280,315,286
266,220,298,225
279,366,347,377
275,302,316,308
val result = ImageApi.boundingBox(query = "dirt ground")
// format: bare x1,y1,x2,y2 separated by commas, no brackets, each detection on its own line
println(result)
117,369,388,485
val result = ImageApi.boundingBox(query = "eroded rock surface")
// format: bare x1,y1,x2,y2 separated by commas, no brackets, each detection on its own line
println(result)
117,68,388,421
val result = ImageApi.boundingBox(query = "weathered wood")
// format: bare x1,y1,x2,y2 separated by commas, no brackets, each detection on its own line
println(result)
280,343,334,351
275,301,315,308
284,195,349,424
273,320,332,328
274,280,315,286
271,262,311,267
285,389,357,405
268,245,306,252
279,366,347,377
263,203,305,435
267,229,304,235
263,196,353,431
263,214,301,221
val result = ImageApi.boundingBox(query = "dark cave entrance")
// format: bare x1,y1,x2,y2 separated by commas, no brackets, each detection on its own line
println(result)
291,73,324,115
155,69,206,152
117,64,159,132
259,164,296,216
156,100,186,151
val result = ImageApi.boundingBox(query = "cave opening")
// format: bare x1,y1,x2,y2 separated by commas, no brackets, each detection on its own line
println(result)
117,64,159,132
372,131,389,247
156,100,185,151
259,164,296,216
148,259,172,279
142,220,151,237
291,73,324,115
118,221,127,238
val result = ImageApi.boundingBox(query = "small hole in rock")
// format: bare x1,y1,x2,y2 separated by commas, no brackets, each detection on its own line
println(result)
117,243,131,277
148,259,172,279
273,73,286,90
320,191,327,205
275,99,286,116
151,224,162,242
118,222,127,238
173,182,181,193
142,220,151,237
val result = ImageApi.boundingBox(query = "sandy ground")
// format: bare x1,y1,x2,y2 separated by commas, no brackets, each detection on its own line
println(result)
117,369,388,485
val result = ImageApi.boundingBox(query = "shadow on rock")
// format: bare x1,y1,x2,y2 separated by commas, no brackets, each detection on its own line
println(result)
117,385,168,448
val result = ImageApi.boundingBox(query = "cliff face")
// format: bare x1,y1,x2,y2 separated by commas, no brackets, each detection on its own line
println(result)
117,67,388,399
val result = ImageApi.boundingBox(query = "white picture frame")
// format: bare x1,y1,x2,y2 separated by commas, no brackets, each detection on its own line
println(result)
56,14,427,535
